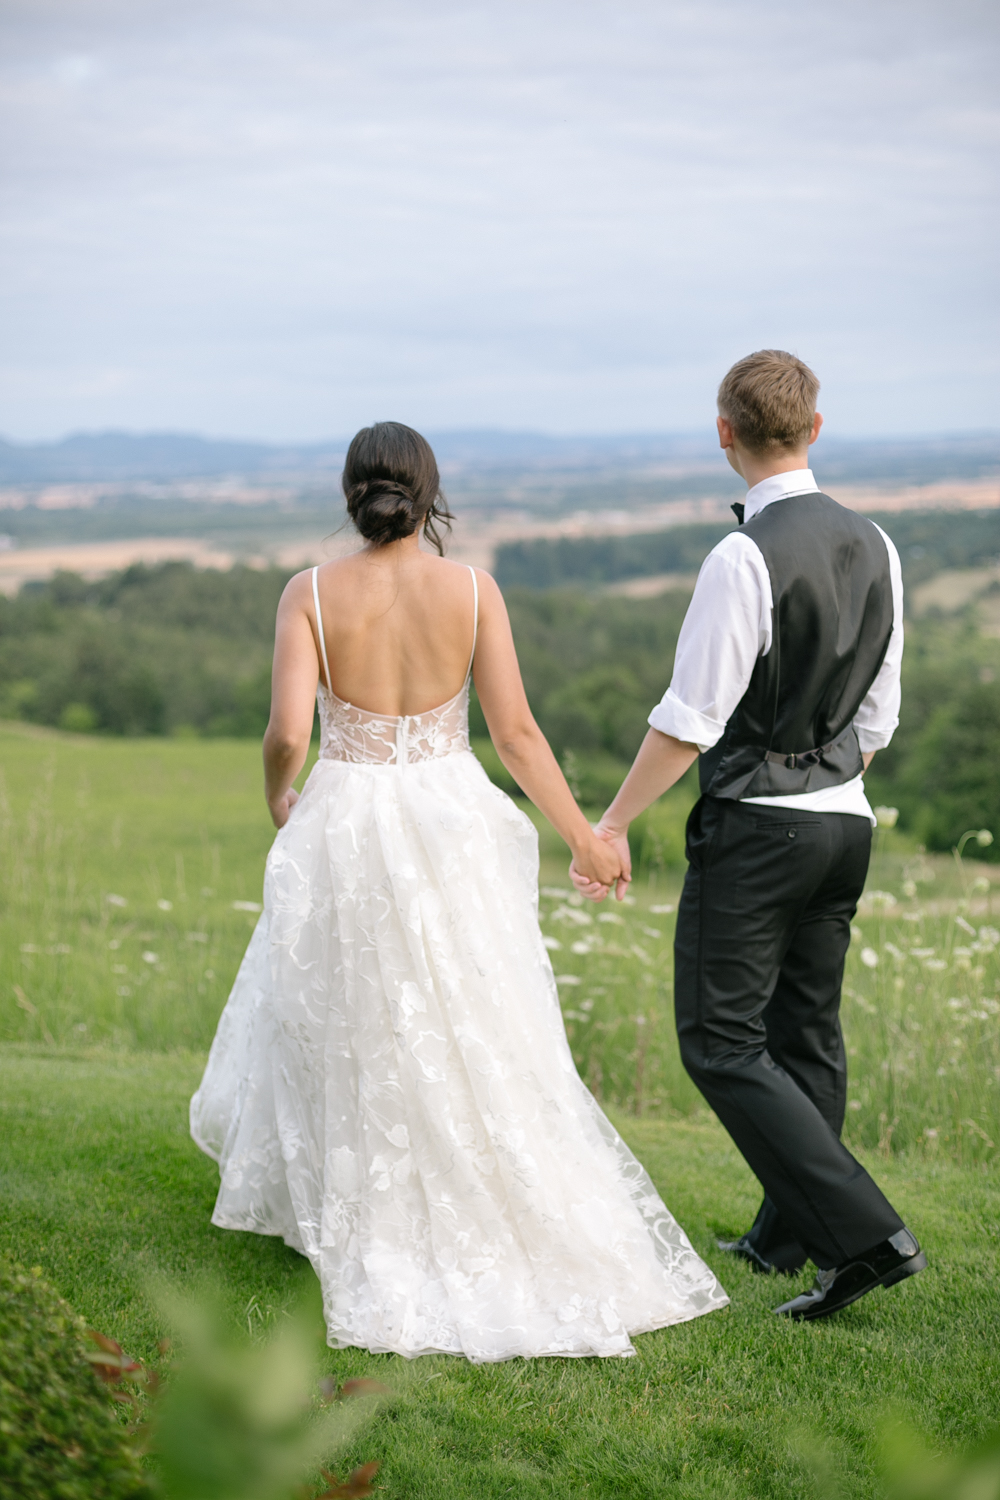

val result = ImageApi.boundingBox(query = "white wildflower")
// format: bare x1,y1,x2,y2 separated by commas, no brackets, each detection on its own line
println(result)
860,947,879,969
549,905,593,927
597,912,625,925
641,926,662,939
555,974,582,986
570,941,591,956
955,915,977,936
157,898,173,911
649,904,675,915
976,829,994,847
848,1100,862,1111
542,935,562,951
142,951,159,965
902,880,917,899
874,806,899,828
106,894,128,907
232,900,263,912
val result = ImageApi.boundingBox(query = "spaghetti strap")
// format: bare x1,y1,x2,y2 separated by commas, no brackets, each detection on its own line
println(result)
465,565,479,681
311,566,333,691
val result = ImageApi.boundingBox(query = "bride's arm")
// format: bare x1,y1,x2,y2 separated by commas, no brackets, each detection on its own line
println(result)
263,574,320,828
472,572,622,888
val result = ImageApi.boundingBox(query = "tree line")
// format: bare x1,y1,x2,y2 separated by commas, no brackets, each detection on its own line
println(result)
1,513,998,856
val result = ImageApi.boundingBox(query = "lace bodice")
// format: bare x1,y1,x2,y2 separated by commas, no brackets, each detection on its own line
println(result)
311,564,477,766
317,681,472,764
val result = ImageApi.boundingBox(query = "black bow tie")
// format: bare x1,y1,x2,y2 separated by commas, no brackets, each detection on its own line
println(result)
731,502,745,525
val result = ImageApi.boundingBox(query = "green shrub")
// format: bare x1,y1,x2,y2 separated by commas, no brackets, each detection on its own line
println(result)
0,1255,151,1499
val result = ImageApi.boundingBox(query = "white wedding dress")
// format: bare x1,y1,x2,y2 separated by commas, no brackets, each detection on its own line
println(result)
191,565,727,1361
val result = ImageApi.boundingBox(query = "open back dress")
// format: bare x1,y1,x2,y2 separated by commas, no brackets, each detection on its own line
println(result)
190,564,727,1361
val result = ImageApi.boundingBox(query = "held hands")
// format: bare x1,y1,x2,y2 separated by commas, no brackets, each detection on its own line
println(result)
569,823,632,903
268,787,299,829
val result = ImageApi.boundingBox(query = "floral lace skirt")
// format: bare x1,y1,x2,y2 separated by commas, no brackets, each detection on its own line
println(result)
190,750,727,1361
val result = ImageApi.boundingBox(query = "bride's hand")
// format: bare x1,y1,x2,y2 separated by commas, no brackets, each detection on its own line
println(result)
570,829,628,901
569,823,632,902
268,787,299,829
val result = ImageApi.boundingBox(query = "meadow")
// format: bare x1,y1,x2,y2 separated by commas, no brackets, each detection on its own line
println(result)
2,722,999,1497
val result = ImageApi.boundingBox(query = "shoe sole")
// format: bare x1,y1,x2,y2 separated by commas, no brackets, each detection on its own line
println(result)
788,1251,928,1321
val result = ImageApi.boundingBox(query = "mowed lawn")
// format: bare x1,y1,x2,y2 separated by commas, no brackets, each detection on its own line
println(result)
1,723,999,1498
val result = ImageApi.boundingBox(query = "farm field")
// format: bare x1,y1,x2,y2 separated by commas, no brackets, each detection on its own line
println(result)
1,723,999,1496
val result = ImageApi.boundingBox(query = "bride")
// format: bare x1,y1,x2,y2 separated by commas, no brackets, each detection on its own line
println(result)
190,421,727,1361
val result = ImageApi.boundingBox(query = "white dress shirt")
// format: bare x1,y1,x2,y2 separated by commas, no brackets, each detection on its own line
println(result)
647,469,904,825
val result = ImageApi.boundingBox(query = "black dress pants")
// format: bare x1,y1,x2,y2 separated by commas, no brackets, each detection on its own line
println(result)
674,796,904,1271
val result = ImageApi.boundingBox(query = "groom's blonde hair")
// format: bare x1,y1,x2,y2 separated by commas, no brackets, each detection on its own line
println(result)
718,350,820,453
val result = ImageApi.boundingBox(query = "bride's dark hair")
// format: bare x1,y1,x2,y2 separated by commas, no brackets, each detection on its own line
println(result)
342,422,453,555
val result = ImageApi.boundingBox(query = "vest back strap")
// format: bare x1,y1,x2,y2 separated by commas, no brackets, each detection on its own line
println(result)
763,741,837,771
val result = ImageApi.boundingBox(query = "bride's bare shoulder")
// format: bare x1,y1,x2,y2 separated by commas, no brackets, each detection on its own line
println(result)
277,568,319,610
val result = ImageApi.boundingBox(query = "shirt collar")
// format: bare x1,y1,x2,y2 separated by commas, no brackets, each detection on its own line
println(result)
743,468,819,524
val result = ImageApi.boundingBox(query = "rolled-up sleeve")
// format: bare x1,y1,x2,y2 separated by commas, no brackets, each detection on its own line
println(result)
647,534,772,752
852,524,904,752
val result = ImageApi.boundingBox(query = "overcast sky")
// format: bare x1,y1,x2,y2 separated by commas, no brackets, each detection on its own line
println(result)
1,0,997,441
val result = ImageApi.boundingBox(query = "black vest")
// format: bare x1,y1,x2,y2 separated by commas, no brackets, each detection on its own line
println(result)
699,493,894,800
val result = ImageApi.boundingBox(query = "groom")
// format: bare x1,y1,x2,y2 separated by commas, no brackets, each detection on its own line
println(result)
572,350,926,1320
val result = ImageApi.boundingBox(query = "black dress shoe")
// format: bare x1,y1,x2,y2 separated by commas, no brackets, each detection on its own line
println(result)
774,1228,927,1321
717,1236,785,1274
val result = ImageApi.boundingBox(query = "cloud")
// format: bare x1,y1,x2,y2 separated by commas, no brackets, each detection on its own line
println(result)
0,0,997,438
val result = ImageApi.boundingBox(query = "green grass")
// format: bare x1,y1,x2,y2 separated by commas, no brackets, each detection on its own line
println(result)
1,1048,997,1498
0,724,309,1051
2,722,999,1496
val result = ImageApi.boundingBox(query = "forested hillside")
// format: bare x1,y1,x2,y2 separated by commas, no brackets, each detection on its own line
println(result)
2,510,999,855
495,508,1000,591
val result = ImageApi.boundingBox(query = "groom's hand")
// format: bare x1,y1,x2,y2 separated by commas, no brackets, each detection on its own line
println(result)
570,824,631,903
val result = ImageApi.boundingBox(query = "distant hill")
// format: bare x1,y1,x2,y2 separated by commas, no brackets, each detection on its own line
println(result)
0,431,342,483
1,428,998,487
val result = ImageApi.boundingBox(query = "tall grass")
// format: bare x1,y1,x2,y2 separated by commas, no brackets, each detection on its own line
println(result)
0,727,281,1052
2,723,997,1164
541,822,1000,1166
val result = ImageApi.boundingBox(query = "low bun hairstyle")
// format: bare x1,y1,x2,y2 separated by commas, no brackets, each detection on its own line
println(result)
343,422,453,554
